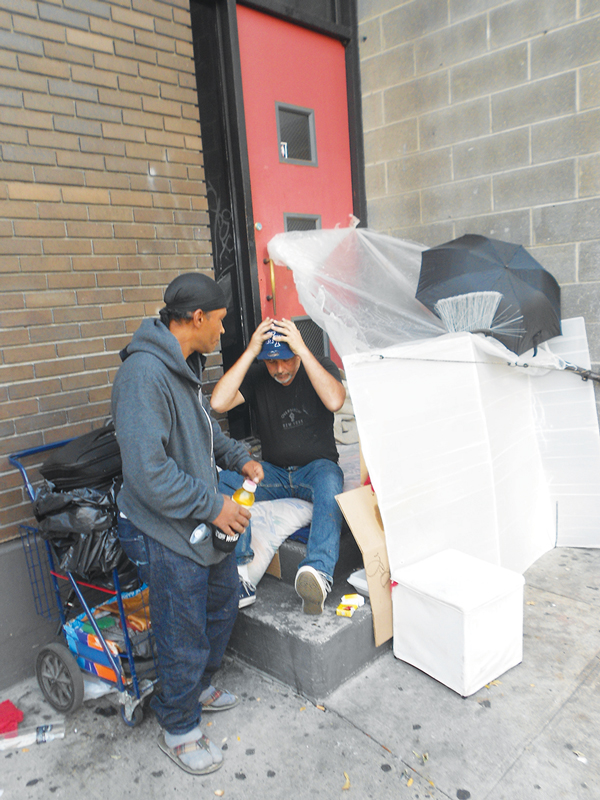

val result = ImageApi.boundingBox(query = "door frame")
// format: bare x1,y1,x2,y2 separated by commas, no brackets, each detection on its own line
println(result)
190,0,366,434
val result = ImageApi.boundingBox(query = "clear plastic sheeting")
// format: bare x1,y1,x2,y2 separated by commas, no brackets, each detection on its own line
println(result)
269,227,600,570
268,227,446,355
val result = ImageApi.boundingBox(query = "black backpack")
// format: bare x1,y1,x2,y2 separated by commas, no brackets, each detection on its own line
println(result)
40,422,122,492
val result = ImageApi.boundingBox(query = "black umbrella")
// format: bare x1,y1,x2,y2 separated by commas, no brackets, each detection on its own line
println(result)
416,234,561,356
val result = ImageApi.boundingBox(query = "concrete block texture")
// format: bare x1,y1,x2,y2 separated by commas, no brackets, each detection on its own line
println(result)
415,16,488,75
358,0,402,21
581,0,600,17
390,219,454,246
361,91,384,132
387,147,452,193
580,63,600,111
421,176,491,223
489,0,576,49
493,160,576,211
450,43,527,104
531,15,600,79
382,0,448,48
452,209,531,243
449,0,505,21
579,154,600,198
579,240,600,282
532,110,600,163
419,98,490,150
491,73,576,132
358,16,382,60
560,281,600,320
360,42,414,95
384,71,449,122
365,162,386,197
367,191,421,230
533,198,600,244
364,117,418,163
453,129,530,179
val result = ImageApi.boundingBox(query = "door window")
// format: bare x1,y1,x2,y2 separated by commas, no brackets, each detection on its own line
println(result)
276,103,317,165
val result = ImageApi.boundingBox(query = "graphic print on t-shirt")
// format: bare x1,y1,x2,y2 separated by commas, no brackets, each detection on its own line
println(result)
281,407,304,430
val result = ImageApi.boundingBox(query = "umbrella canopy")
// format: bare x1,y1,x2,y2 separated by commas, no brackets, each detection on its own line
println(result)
416,234,561,356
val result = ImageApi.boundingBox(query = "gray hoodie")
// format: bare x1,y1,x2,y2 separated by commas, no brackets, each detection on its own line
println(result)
111,318,251,566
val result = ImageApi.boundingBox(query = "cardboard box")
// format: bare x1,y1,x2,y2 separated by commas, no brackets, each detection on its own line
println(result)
336,485,392,647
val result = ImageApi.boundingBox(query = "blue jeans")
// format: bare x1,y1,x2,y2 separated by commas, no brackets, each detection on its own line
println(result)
117,517,239,735
218,459,344,582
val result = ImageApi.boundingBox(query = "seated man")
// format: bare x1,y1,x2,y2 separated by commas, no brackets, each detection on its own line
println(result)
211,317,346,615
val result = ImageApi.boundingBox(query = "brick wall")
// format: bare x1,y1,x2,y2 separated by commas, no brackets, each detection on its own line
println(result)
358,0,600,372
0,0,216,542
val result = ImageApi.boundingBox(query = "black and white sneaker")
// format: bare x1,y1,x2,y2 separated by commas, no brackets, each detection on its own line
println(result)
238,577,257,609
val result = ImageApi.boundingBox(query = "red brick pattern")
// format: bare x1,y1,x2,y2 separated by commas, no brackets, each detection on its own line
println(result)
0,0,216,541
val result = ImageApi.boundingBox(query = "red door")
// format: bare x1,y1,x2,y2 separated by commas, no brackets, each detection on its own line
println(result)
236,5,354,324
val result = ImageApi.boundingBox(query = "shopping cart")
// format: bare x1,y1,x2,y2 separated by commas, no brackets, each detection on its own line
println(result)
9,441,158,727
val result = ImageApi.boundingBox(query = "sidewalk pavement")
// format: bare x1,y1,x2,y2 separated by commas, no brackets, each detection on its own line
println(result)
1,545,599,800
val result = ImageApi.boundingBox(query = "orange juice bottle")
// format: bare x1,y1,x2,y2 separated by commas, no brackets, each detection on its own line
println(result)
232,480,257,507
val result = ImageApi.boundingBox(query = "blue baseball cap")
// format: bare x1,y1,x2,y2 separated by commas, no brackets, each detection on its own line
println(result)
257,333,295,361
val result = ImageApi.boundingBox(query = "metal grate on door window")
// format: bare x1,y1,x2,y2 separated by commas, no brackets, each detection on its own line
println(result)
284,214,321,232
277,103,317,165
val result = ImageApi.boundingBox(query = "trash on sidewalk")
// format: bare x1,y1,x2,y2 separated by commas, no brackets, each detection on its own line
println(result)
0,699,23,734
341,593,364,608
0,722,65,751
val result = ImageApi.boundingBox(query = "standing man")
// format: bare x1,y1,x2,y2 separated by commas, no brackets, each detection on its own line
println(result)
111,273,263,776
211,317,346,615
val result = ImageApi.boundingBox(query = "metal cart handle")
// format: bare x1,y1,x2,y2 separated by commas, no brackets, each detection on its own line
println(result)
9,439,74,502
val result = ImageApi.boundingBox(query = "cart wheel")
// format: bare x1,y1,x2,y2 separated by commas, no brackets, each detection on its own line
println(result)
36,643,84,714
120,703,144,727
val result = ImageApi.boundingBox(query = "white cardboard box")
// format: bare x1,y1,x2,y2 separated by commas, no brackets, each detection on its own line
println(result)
392,549,525,697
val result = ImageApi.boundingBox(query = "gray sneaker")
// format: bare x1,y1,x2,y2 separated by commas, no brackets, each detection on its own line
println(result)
294,566,331,615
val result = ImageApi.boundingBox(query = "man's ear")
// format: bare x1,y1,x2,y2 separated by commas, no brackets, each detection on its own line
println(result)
192,309,204,326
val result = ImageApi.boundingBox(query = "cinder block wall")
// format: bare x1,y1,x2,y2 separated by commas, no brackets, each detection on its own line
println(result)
358,0,600,371
0,0,218,544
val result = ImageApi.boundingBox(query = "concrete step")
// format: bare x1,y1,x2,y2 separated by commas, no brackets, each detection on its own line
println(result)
227,532,390,702
274,525,363,586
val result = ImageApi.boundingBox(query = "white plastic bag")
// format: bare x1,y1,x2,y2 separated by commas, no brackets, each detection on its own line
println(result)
246,499,313,587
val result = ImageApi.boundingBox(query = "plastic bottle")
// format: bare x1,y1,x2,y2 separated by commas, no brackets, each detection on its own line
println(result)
0,722,66,751
232,479,257,508
190,522,211,544
212,480,256,552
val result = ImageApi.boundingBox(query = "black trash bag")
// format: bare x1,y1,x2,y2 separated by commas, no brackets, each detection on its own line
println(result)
32,482,138,589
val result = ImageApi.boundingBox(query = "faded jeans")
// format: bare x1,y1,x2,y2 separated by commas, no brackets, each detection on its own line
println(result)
117,516,238,734
218,458,344,583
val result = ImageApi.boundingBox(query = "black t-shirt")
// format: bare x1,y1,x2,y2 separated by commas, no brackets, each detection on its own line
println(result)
240,358,341,467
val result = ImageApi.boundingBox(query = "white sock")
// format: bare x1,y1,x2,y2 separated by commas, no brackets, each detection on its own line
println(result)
237,563,250,583
164,726,222,770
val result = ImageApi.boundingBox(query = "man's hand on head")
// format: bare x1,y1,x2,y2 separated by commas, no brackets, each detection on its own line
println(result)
248,317,275,358
270,318,309,358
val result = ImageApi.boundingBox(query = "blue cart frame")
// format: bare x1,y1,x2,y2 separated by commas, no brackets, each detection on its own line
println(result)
10,441,157,726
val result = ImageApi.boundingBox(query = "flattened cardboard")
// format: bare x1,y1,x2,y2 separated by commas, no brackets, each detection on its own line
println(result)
266,551,281,579
336,485,393,647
